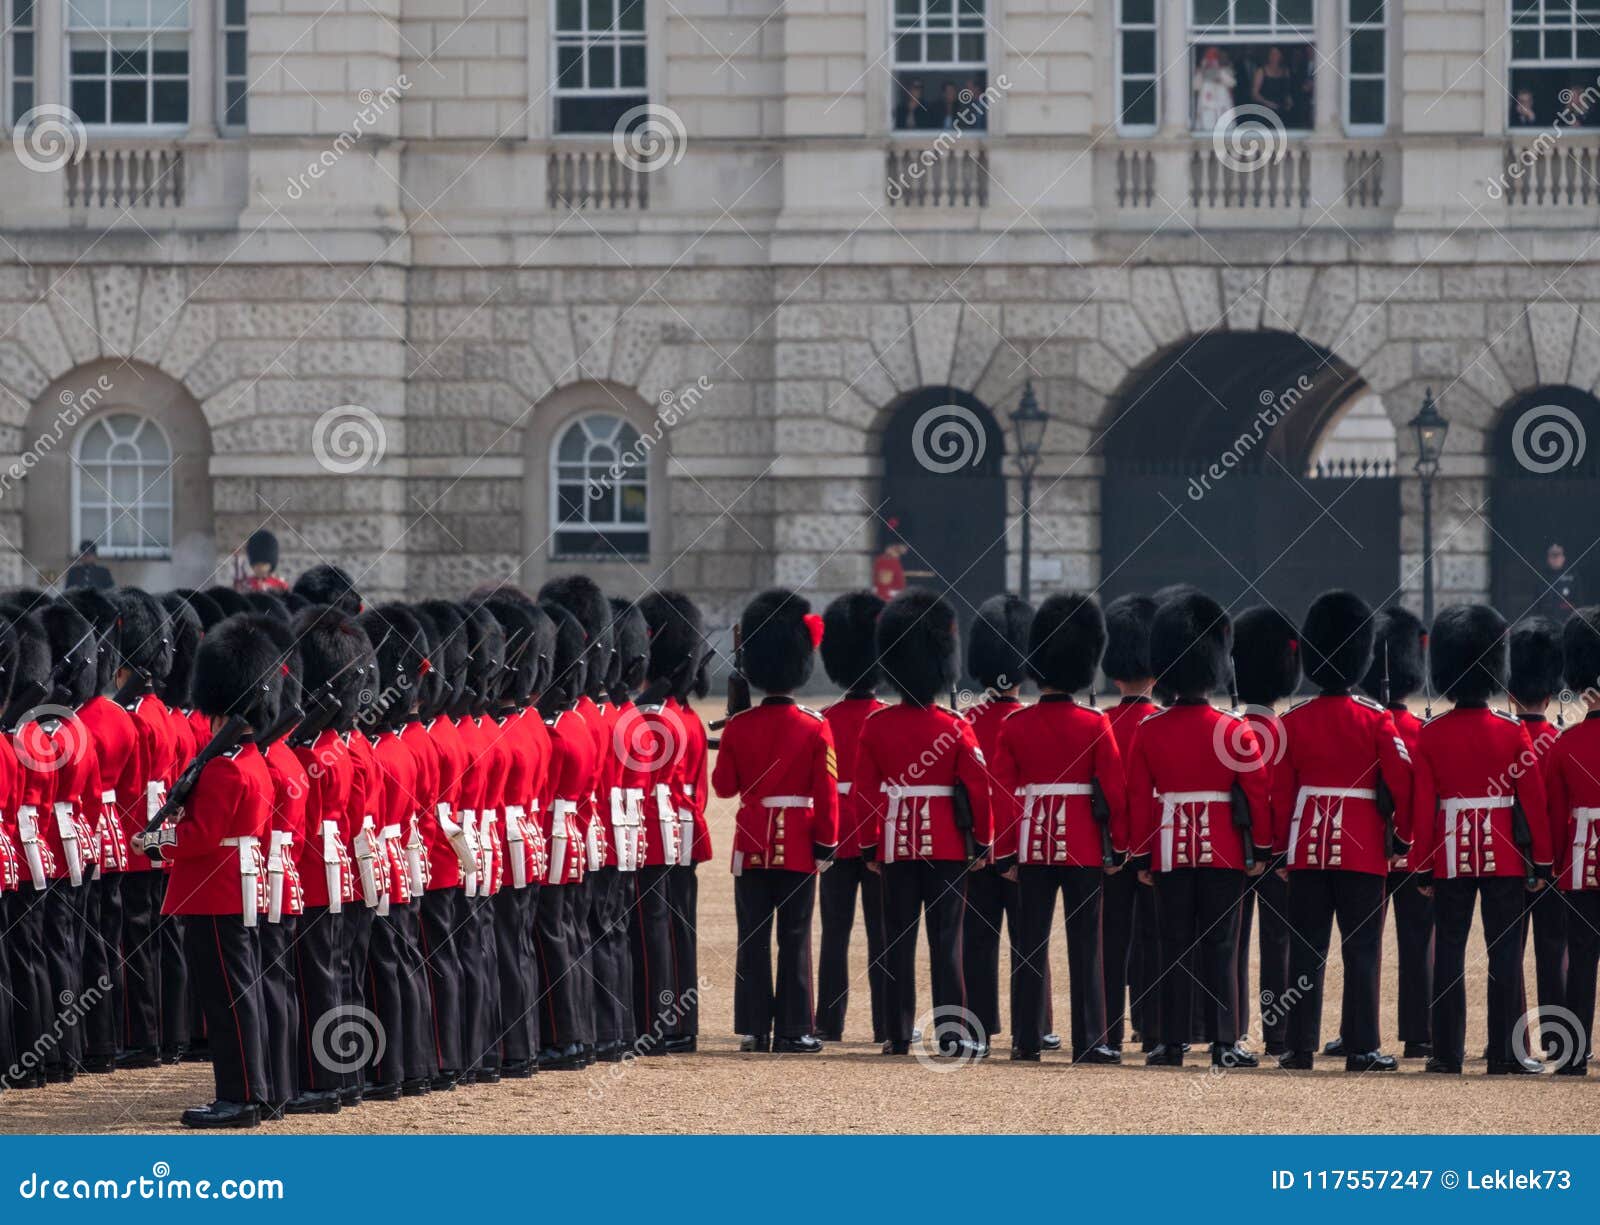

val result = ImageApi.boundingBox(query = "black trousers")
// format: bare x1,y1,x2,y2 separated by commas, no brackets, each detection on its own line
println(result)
666,864,701,1036
1388,872,1434,1045
392,900,434,1082
342,903,374,1086
881,859,969,1044
630,865,681,1047
419,889,465,1075
533,883,586,1048
1562,890,1600,1070
184,914,266,1105
1235,884,1255,1037
733,867,816,1039
364,912,408,1089
1015,865,1105,1054
1253,867,1292,1050
570,877,595,1046
460,892,498,1071
153,880,189,1057
1129,879,1161,1041
4,888,51,1081
962,862,1048,1043
291,905,345,1093
259,916,298,1104
492,885,539,1064
82,874,122,1058
1522,879,1569,1036
1284,869,1386,1054
816,856,889,1041
119,871,164,1053
1153,868,1244,1045
588,867,635,1045
1102,865,1139,1048
41,881,87,1071
1431,875,1527,1066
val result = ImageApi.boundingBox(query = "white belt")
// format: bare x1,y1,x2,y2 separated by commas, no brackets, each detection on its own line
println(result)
353,818,382,909
881,784,954,864
1157,791,1230,869
457,809,480,896
676,803,695,867
616,789,645,872
267,830,293,924
505,803,529,889
1015,783,1094,864
17,804,45,891
1288,786,1376,866
219,835,262,927
93,789,117,880
1441,794,1513,880
477,810,499,895
549,799,577,885
1571,807,1600,890
654,784,678,866
54,801,84,888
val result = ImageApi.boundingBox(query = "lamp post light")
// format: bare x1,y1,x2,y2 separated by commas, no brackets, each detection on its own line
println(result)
1409,387,1450,626
1011,381,1049,600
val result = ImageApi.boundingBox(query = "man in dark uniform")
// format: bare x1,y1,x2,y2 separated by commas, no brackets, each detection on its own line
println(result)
1537,542,1581,622
63,541,113,591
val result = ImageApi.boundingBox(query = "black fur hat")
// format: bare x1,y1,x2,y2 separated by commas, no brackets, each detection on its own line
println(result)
821,590,885,693
1430,603,1508,704
1563,607,1600,697
112,587,173,684
184,589,226,630
293,563,363,615
359,604,427,729
293,604,374,732
1231,605,1301,706
1102,593,1159,683
1150,591,1231,700
256,614,303,718
245,591,290,623
539,575,613,698
609,597,650,695
540,601,587,710
408,604,446,719
1361,606,1427,704
202,585,253,619
485,597,540,708
967,593,1033,692
637,590,704,694
246,528,279,570
62,587,120,695
1,608,49,723
0,618,19,713
463,603,507,712
878,589,959,705
193,613,283,726
528,602,557,698
1027,592,1105,694
41,602,97,709
1300,590,1374,693
1509,616,1565,708
739,588,818,695
159,593,204,709
417,600,470,712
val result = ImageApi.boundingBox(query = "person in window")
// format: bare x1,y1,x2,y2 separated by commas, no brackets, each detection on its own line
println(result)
1290,44,1315,129
1193,47,1236,133
964,76,988,131
63,540,113,592
235,529,289,595
895,77,931,130
1513,89,1538,127
939,81,961,130
1537,541,1581,622
1251,46,1294,123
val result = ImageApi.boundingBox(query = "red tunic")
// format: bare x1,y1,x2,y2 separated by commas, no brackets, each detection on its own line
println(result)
671,697,712,864
372,730,419,907
1126,702,1272,873
292,729,356,910
822,694,888,861
1104,695,1158,760
48,713,103,886
13,720,61,886
346,732,386,906
0,735,20,893
1270,694,1415,877
263,739,309,919
1387,705,1425,870
853,702,994,863
543,708,597,885
424,717,467,891
963,696,1020,822
496,710,551,888
78,696,140,875
992,696,1128,866
710,697,839,873
401,721,442,894
631,701,686,868
1547,715,1600,890
121,695,177,876
471,715,508,895
161,743,274,918
1410,704,1552,880
602,699,647,872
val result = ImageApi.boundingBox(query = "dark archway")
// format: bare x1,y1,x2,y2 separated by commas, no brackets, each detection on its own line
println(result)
1099,331,1398,620
1490,385,1600,620
878,387,1007,627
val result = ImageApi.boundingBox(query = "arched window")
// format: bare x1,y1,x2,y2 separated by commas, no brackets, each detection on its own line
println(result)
550,412,649,560
73,412,173,558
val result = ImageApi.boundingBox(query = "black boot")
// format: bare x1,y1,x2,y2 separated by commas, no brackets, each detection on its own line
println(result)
1212,1043,1258,1069
1344,1051,1398,1073
1144,1043,1183,1067
180,1100,260,1130
1277,1050,1314,1070
772,1035,823,1054
1075,1044,1122,1065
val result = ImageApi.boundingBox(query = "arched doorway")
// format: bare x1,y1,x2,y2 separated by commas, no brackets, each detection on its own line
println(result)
878,387,1006,626
1098,331,1398,619
1490,386,1600,620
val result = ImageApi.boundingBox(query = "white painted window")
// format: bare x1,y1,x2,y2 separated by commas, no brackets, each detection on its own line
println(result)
7,0,36,125
550,414,649,560
220,0,246,129
1344,0,1385,133
553,0,646,135
1509,0,1600,129
67,0,191,127
1188,0,1315,131
73,413,173,559
1117,0,1159,133
892,0,989,131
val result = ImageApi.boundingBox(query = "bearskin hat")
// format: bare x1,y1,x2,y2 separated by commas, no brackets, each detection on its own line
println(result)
734,588,816,695
692,653,712,700
540,601,588,709
1361,606,1427,705
159,593,204,710
256,614,303,720
0,588,50,614
41,602,97,709
539,575,613,697
1150,591,1230,700
821,590,885,694
1509,616,1565,708
417,600,470,712
1563,607,1600,698
62,587,120,694
1300,590,1374,693
967,593,1033,692
878,589,959,706
293,563,363,615
112,587,174,684
463,603,507,711
408,604,446,719
1102,593,1159,684
293,604,374,732
359,604,427,729
485,597,540,708
609,597,650,695
0,618,19,712
182,588,226,630
1,608,49,723
1153,583,1203,607
528,602,558,698
1430,603,1508,704
201,585,252,619
637,590,704,693
1021,593,1100,693
245,528,279,570
1231,605,1301,707
193,614,283,726
245,591,290,623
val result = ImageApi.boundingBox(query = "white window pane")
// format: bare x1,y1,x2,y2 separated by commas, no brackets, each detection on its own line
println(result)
69,0,108,28
79,506,107,543
152,0,189,28
78,423,112,461
108,0,146,28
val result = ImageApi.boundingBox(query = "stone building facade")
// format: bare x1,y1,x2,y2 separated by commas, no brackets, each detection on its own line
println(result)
0,0,1597,627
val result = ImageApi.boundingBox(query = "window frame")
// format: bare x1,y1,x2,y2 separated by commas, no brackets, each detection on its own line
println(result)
548,412,651,561
1509,0,1600,68
1344,0,1387,136
551,0,647,137
1116,0,1160,135
71,411,175,561
218,0,246,132
1189,0,1317,40
890,0,989,134
64,0,194,132
7,0,36,127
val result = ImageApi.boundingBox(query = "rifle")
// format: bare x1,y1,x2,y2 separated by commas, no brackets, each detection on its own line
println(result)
1090,778,1117,869
288,648,370,749
138,714,252,857
1376,643,1400,858
951,779,981,866
255,701,304,749
113,669,152,709
708,627,750,732
1511,797,1540,889
1229,779,1256,871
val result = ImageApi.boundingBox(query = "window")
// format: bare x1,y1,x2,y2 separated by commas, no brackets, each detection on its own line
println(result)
8,0,35,123
73,413,173,559
1189,0,1315,132
892,0,988,131
553,0,645,135
67,0,191,127
220,0,245,129
551,414,649,559
1509,0,1600,129
1117,0,1159,132
1344,0,1385,132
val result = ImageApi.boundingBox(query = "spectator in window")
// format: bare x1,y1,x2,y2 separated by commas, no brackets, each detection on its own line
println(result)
1193,47,1236,133
964,76,989,130
1513,89,1539,127
1291,44,1315,129
63,540,113,591
895,77,931,130
1251,46,1294,122
1537,541,1581,622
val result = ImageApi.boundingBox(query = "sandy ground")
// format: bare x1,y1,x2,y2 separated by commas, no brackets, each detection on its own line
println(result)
2,698,1592,1135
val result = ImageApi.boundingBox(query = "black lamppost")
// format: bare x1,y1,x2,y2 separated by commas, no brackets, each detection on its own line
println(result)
1409,388,1450,625
1011,381,1049,600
